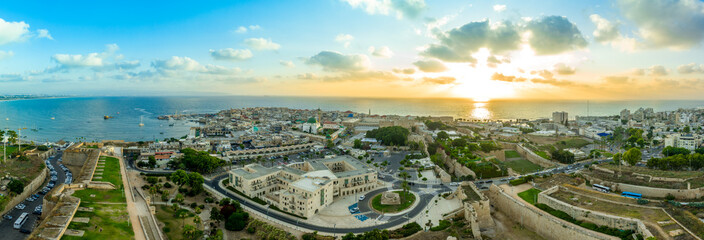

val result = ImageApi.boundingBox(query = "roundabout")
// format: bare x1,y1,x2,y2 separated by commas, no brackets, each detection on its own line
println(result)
369,190,417,214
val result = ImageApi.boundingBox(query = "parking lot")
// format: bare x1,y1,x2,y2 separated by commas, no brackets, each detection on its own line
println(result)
0,151,69,239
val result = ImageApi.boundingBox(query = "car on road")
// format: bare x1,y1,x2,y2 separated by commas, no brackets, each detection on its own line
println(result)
15,204,26,210
349,207,360,213
359,196,365,201
20,228,32,234
3,214,12,220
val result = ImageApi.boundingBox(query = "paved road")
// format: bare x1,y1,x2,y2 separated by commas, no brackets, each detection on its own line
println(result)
0,152,67,239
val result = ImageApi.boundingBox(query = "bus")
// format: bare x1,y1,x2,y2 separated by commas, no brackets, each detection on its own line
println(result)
621,192,642,199
592,184,610,193
14,212,28,229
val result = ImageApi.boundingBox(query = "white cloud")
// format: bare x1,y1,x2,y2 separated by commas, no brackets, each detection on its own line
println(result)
341,0,426,19
335,34,354,48
617,0,704,49
413,59,447,72
422,76,456,84
279,60,295,68
0,50,14,60
235,25,261,34
648,65,668,76
210,48,253,61
368,46,393,58
52,53,105,67
554,63,576,75
37,29,53,40
677,63,704,74
0,18,30,45
304,51,370,72
493,5,506,12
152,56,241,75
47,44,140,73
526,16,588,55
589,14,636,51
244,38,280,50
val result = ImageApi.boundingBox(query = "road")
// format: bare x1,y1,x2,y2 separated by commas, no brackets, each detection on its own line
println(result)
0,151,67,239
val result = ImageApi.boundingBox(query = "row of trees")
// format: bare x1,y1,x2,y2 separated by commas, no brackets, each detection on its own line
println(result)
646,153,704,170
167,148,226,174
170,170,205,194
550,149,575,164
365,126,410,146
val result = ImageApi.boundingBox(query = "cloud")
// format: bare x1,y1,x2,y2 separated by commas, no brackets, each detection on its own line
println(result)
0,18,30,45
422,76,456,84
617,0,704,49
304,51,370,72
279,60,295,68
648,65,668,76
341,0,426,19
493,5,506,12
235,25,261,34
392,68,415,74
0,73,26,82
631,68,646,76
37,29,53,40
369,46,393,58
210,48,253,61
50,44,134,71
314,70,401,82
244,38,280,50
526,16,588,55
0,50,14,60
413,59,447,72
677,63,704,74
530,77,573,86
554,63,576,75
603,76,630,84
491,73,526,82
422,20,520,62
589,14,637,51
297,73,317,80
335,34,354,48
152,56,241,75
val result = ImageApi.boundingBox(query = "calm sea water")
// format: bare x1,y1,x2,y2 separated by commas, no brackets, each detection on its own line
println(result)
1,96,703,142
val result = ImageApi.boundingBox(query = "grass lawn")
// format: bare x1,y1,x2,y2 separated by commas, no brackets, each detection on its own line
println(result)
534,151,550,160
154,205,200,240
371,191,416,213
504,150,521,159
61,203,134,240
517,188,541,205
74,156,125,203
505,159,543,174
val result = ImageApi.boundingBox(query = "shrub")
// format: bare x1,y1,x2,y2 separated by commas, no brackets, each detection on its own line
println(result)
637,199,650,205
190,203,198,209
225,212,249,231
163,182,172,188
430,220,451,231
666,193,676,201
246,226,255,234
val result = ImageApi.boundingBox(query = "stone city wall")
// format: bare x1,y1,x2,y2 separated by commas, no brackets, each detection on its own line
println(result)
537,186,654,238
486,185,617,240
0,167,48,217
437,148,476,178
584,175,704,200
513,143,560,168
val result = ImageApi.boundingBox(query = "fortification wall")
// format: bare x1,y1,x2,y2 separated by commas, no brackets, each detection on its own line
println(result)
0,167,48,217
538,186,654,238
514,144,559,168
438,148,476,178
584,174,704,200
486,185,617,240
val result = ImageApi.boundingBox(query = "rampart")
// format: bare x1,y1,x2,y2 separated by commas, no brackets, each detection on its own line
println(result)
486,185,617,240
583,174,704,200
513,143,560,168
0,167,48,217
437,147,476,178
30,191,80,240
63,145,100,184
538,186,654,238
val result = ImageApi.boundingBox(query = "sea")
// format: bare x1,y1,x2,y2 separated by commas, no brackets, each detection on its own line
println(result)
1,96,704,142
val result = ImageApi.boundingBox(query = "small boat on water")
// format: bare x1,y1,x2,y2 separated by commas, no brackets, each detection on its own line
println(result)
104,115,113,119
169,123,175,127
139,116,144,127
51,117,55,120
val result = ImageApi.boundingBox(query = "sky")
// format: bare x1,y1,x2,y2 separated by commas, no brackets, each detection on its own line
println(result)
1,0,704,100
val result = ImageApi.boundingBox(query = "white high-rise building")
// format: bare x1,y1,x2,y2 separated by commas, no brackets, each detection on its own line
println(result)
552,111,568,125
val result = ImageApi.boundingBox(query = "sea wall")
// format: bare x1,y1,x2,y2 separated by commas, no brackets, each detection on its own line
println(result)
538,186,654,238
584,174,704,200
0,167,48,217
486,185,617,240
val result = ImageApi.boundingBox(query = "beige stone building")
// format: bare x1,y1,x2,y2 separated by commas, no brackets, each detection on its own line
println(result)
228,155,377,218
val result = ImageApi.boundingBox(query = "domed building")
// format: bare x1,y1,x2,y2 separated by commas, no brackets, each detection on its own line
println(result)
302,117,320,133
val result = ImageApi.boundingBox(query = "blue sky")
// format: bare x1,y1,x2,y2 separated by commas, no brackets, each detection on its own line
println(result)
1,0,704,99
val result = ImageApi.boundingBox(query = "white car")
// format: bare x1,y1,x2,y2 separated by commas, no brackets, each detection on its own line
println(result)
359,196,365,201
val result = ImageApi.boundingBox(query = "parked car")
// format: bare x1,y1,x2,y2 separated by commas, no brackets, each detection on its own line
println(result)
359,195,365,201
3,215,12,220
20,228,32,234
15,204,26,210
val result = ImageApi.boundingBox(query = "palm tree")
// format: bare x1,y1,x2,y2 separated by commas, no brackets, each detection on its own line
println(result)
399,171,410,202
193,215,202,228
178,210,189,226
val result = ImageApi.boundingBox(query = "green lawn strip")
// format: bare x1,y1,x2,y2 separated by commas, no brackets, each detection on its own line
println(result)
62,202,133,240
535,151,550,159
504,150,521,159
371,191,415,213
154,205,199,240
94,156,123,187
517,188,541,205
504,159,543,174
72,188,126,203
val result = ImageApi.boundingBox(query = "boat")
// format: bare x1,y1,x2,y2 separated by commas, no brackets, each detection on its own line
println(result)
104,115,113,119
139,116,144,127
51,117,55,120
169,123,175,127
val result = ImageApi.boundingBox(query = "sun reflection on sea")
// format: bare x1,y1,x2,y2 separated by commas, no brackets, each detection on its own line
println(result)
470,102,492,120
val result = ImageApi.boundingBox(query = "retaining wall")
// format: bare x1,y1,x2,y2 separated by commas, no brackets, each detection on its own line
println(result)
538,186,654,238
0,167,48,217
584,174,704,200
514,143,559,168
486,185,617,240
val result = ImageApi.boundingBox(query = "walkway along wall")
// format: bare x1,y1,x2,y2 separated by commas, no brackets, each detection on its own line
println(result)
538,186,654,238
486,185,618,240
0,167,48,217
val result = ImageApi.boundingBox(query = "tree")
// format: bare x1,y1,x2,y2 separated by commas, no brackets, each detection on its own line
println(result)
452,138,467,148
193,215,202,228
167,148,226,174
187,172,205,194
353,139,363,149
613,153,622,165
210,207,223,222
7,130,18,145
480,142,500,153
183,224,202,240
225,211,249,231
171,170,189,186
550,149,575,164
148,156,157,168
175,193,184,203
8,179,24,194
326,140,335,149
399,171,410,202
207,229,223,240
623,147,642,166
436,131,450,141
663,146,690,157
365,126,410,146
343,232,356,240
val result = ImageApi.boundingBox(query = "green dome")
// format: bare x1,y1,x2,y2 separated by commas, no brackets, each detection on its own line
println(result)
307,117,317,123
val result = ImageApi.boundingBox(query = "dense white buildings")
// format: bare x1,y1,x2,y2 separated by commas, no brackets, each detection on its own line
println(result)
664,134,702,151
